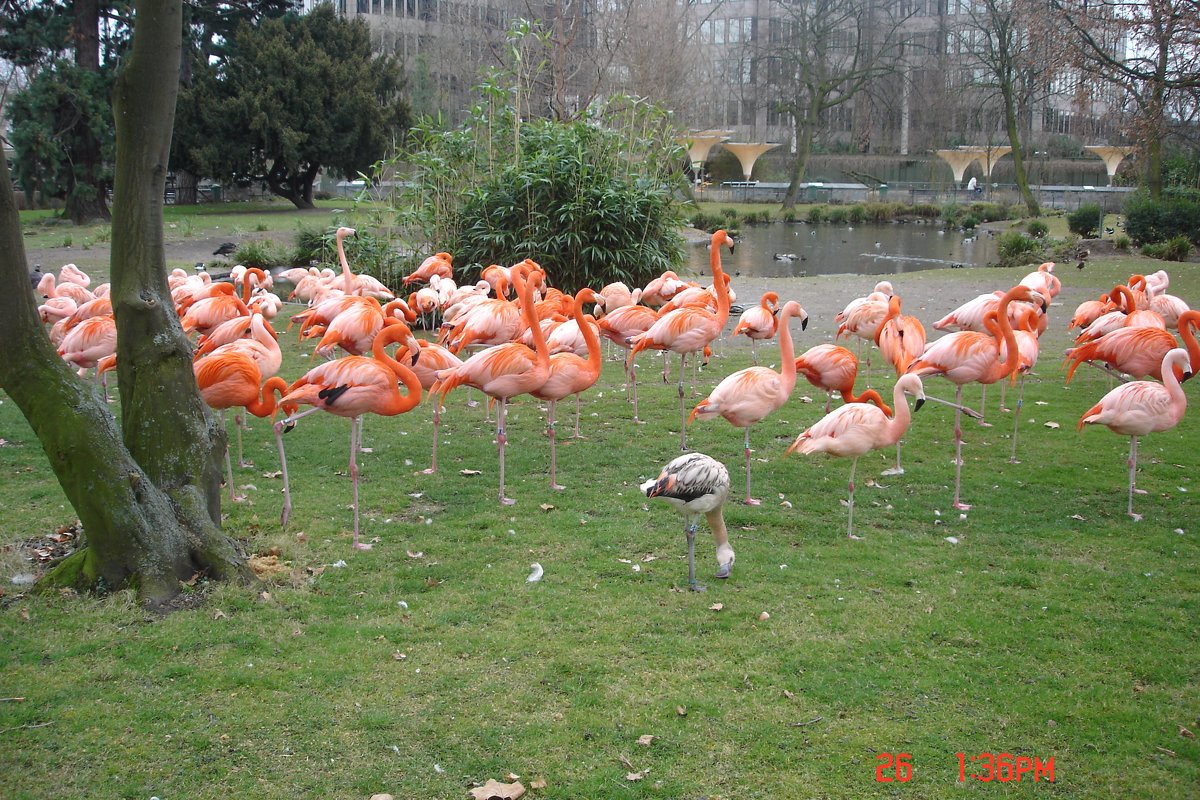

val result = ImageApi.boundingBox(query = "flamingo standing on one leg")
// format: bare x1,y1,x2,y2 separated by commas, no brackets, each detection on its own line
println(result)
641,452,733,590
627,230,735,451
1077,348,1192,521
786,374,926,540
431,261,550,505
531,288,604,490
732,291,780,365
395,339,463,475
875,295,926,475
276,322,423,547
689,300,808,505
907,285,1047,510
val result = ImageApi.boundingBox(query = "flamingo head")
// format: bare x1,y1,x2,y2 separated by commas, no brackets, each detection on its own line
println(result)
712,229,735,253
336,226,356,241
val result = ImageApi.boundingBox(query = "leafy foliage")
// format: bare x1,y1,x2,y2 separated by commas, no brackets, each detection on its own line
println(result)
1025,219,1049,238
1123,194,1200,246
1140,236,1193,262
1067,203,1103,238
997,231,1045,266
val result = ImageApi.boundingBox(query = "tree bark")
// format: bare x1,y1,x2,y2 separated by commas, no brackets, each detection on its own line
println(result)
266,162,317,209
0,0,254,608
1002,86,1040,217
65,0,111,224
782,103,818,209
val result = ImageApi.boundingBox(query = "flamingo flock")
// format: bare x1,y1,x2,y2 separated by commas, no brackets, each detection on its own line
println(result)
30,238,1197,580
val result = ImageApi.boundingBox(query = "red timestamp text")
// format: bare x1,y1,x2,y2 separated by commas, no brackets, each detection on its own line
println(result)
876,752,913,782
957,752,1055,783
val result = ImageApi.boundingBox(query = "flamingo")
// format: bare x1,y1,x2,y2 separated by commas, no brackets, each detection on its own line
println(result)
641,452,733,590
793,344,892,415
627,230,735,451
195,351,291,502
327,226,394,300
689,300,807,505
403,252,453,286
1068,294,1111,332
1064,310,1200,384
933,290,1004,332
596,294,656,421
732,291,780,365
786,373,925,540
395,339,462,475
875,295,926,474
531,288,604,490
1077,348,1192,521
431,261,550,505
1019,261,1060,299
1006,308,1042,463
907,284,1046,510
276,322,423,547
58,315,117,401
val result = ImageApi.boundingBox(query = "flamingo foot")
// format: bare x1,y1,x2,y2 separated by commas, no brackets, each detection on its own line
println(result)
352,541,374,551
420,467,437,475
501,496,517,506
744,497,761,506
1133,488,1148,495
880,467,905,476
466,399,480,408
847,532,864,541
688,580,707,592
715,561,733,579
239,459,254,468
1008,457,1021,465
281,503,291,528
953,501,972,511
1128,511,1143,522
976,420,993,428
551,483,566,491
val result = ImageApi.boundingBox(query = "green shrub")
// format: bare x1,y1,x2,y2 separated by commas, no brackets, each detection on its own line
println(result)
911,203,941,219
1123,193,1200,246
689,212,722,233
961,215,979,230
997,231,1044,266
827,207,849,225
847,204,867,224
968,202,1010,223
233,238,287,268
781,208,797,223
1114,233,1131,251
807,206,826,223
940,203,963,225
1025,220,1049,239
1143,235,1193,261
1067,203,1102,238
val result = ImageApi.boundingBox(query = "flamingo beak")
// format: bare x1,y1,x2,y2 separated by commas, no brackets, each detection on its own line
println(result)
800,314,809,331
1184,369,1194,383
914,395,926,412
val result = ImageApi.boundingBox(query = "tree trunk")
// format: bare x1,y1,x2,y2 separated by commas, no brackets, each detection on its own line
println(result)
267,162,316,209
0,0,254,608
175,169,198,205
65,0,111,224
782,108,817,209
1002,86,1040,216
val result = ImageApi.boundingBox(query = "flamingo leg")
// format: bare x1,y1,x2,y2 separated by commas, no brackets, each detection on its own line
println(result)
1008,374,1026,463
750,338,758,365
678,354,688,451
743,426,760,505
100,371,110,404
661,350,670,383
235,411,250,467
350,417,372,550
221,410,236,502
977,384,992,427
847,456,864,539
952,385,972,510
882,440,905,476
549,400,564,491
630,362,642,424
422,401,441,475
685,518,705,591
273,420,292,528
824,391,833,415
498,397,515,505
1127,435,1143,521
570,393,583,439
357,414,371,453
999,379,1010,413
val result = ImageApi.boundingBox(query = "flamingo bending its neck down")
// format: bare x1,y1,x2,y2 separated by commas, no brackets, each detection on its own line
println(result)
641,452,732,590
787,373,925,539
690,300,807,505
731,291,780,365
277,322,423,547
1077,348,1191,521
793,344,892,415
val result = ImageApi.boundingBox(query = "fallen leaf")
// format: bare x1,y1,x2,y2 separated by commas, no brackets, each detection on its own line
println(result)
406,550,425,559
530,777,547,790
625,772,645,782
618,754,636,770
213,610,227,620
539,503,555,511
1044,421,1060,429
617,558,633,564
424,577,441,588
392,652,407,661
1070,514,1087,521
758,611,771,621
262,470,283,478
709,603,724,612
636,734,655,746
460,469,482,476
468,780,525,800
783,690,795,700
676,705,687,716
18,607,30,621
370,794,394,800
640,554,658,563
1181,726,1196,739
504,772,521,781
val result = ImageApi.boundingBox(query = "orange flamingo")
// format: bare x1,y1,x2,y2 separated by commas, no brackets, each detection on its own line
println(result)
875,295,926,473
180,270,264,335
395,339,462,475
1068,293,1110,332
933,290,1004,332
1005,307,1043,463
596,294,656,422
403,251,453,285
531,288,604,490
787,373,926,539
732,291,781,365
793,344,892,415
277,322,423,546
690,300,807,505
1078,348,1192,521
195,351,290,502
431,261,550,505
1064,310,1200,384
627,230,735,451
907,284,1045,510
58,315,117,401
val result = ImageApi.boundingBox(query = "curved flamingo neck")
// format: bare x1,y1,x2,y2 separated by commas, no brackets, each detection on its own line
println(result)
574,290,603,377
515,264,550,370
778,303,800,397
1112,284,1136,313
875,296,901,345
241,267,267,303
709,232,731,322
1178,311,1200,370
336,231,357,295
885,378,914,443
993,291,1024,377
247,376,290,418
372,325,423,412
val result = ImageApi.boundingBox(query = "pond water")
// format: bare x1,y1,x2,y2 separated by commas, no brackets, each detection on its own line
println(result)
686,222,999,279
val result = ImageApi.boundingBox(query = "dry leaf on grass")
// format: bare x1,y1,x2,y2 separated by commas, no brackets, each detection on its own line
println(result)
539,503,555,511
406,550,425,559
262,470,283,478
529,777,547,789
709,603,724,612
248,554,289,579
636,734,655,746
783,689,795,700
625,771,647,781
468,779,525,799
618,754,636,770
676,705,687,716
1044,421,1060,429
460,469,483,476
1181,726,1196,739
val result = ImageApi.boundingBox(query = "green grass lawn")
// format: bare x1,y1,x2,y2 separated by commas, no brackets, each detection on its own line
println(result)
1,255,1198,798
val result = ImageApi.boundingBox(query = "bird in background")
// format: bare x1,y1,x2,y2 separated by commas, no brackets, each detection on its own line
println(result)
1077,348,1192,521
642,452,733,590
874,294,926,475
394,339,463,475
1064,310,1200,385
788,373,926,540
732,291,781,365
793,344,892,416
276,321,423,547
690,299,808,505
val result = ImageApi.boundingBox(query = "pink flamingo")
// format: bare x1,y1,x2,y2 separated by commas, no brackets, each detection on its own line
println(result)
793,344,892,415
394,339,462,475
58,315,117,401
1005,308,1043,463
627,230,735,451
328,226,394,300
732,291,781,365
875,295,926,474
531,288,604,490
1064,310,1200,384
403,252,453,286
431,261,550,505
907,284,1045,510
641,452,733,589
276,322,423,546
787,373,926,540
596,294,655,421
689,300,807,505
1077,348,1192,521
